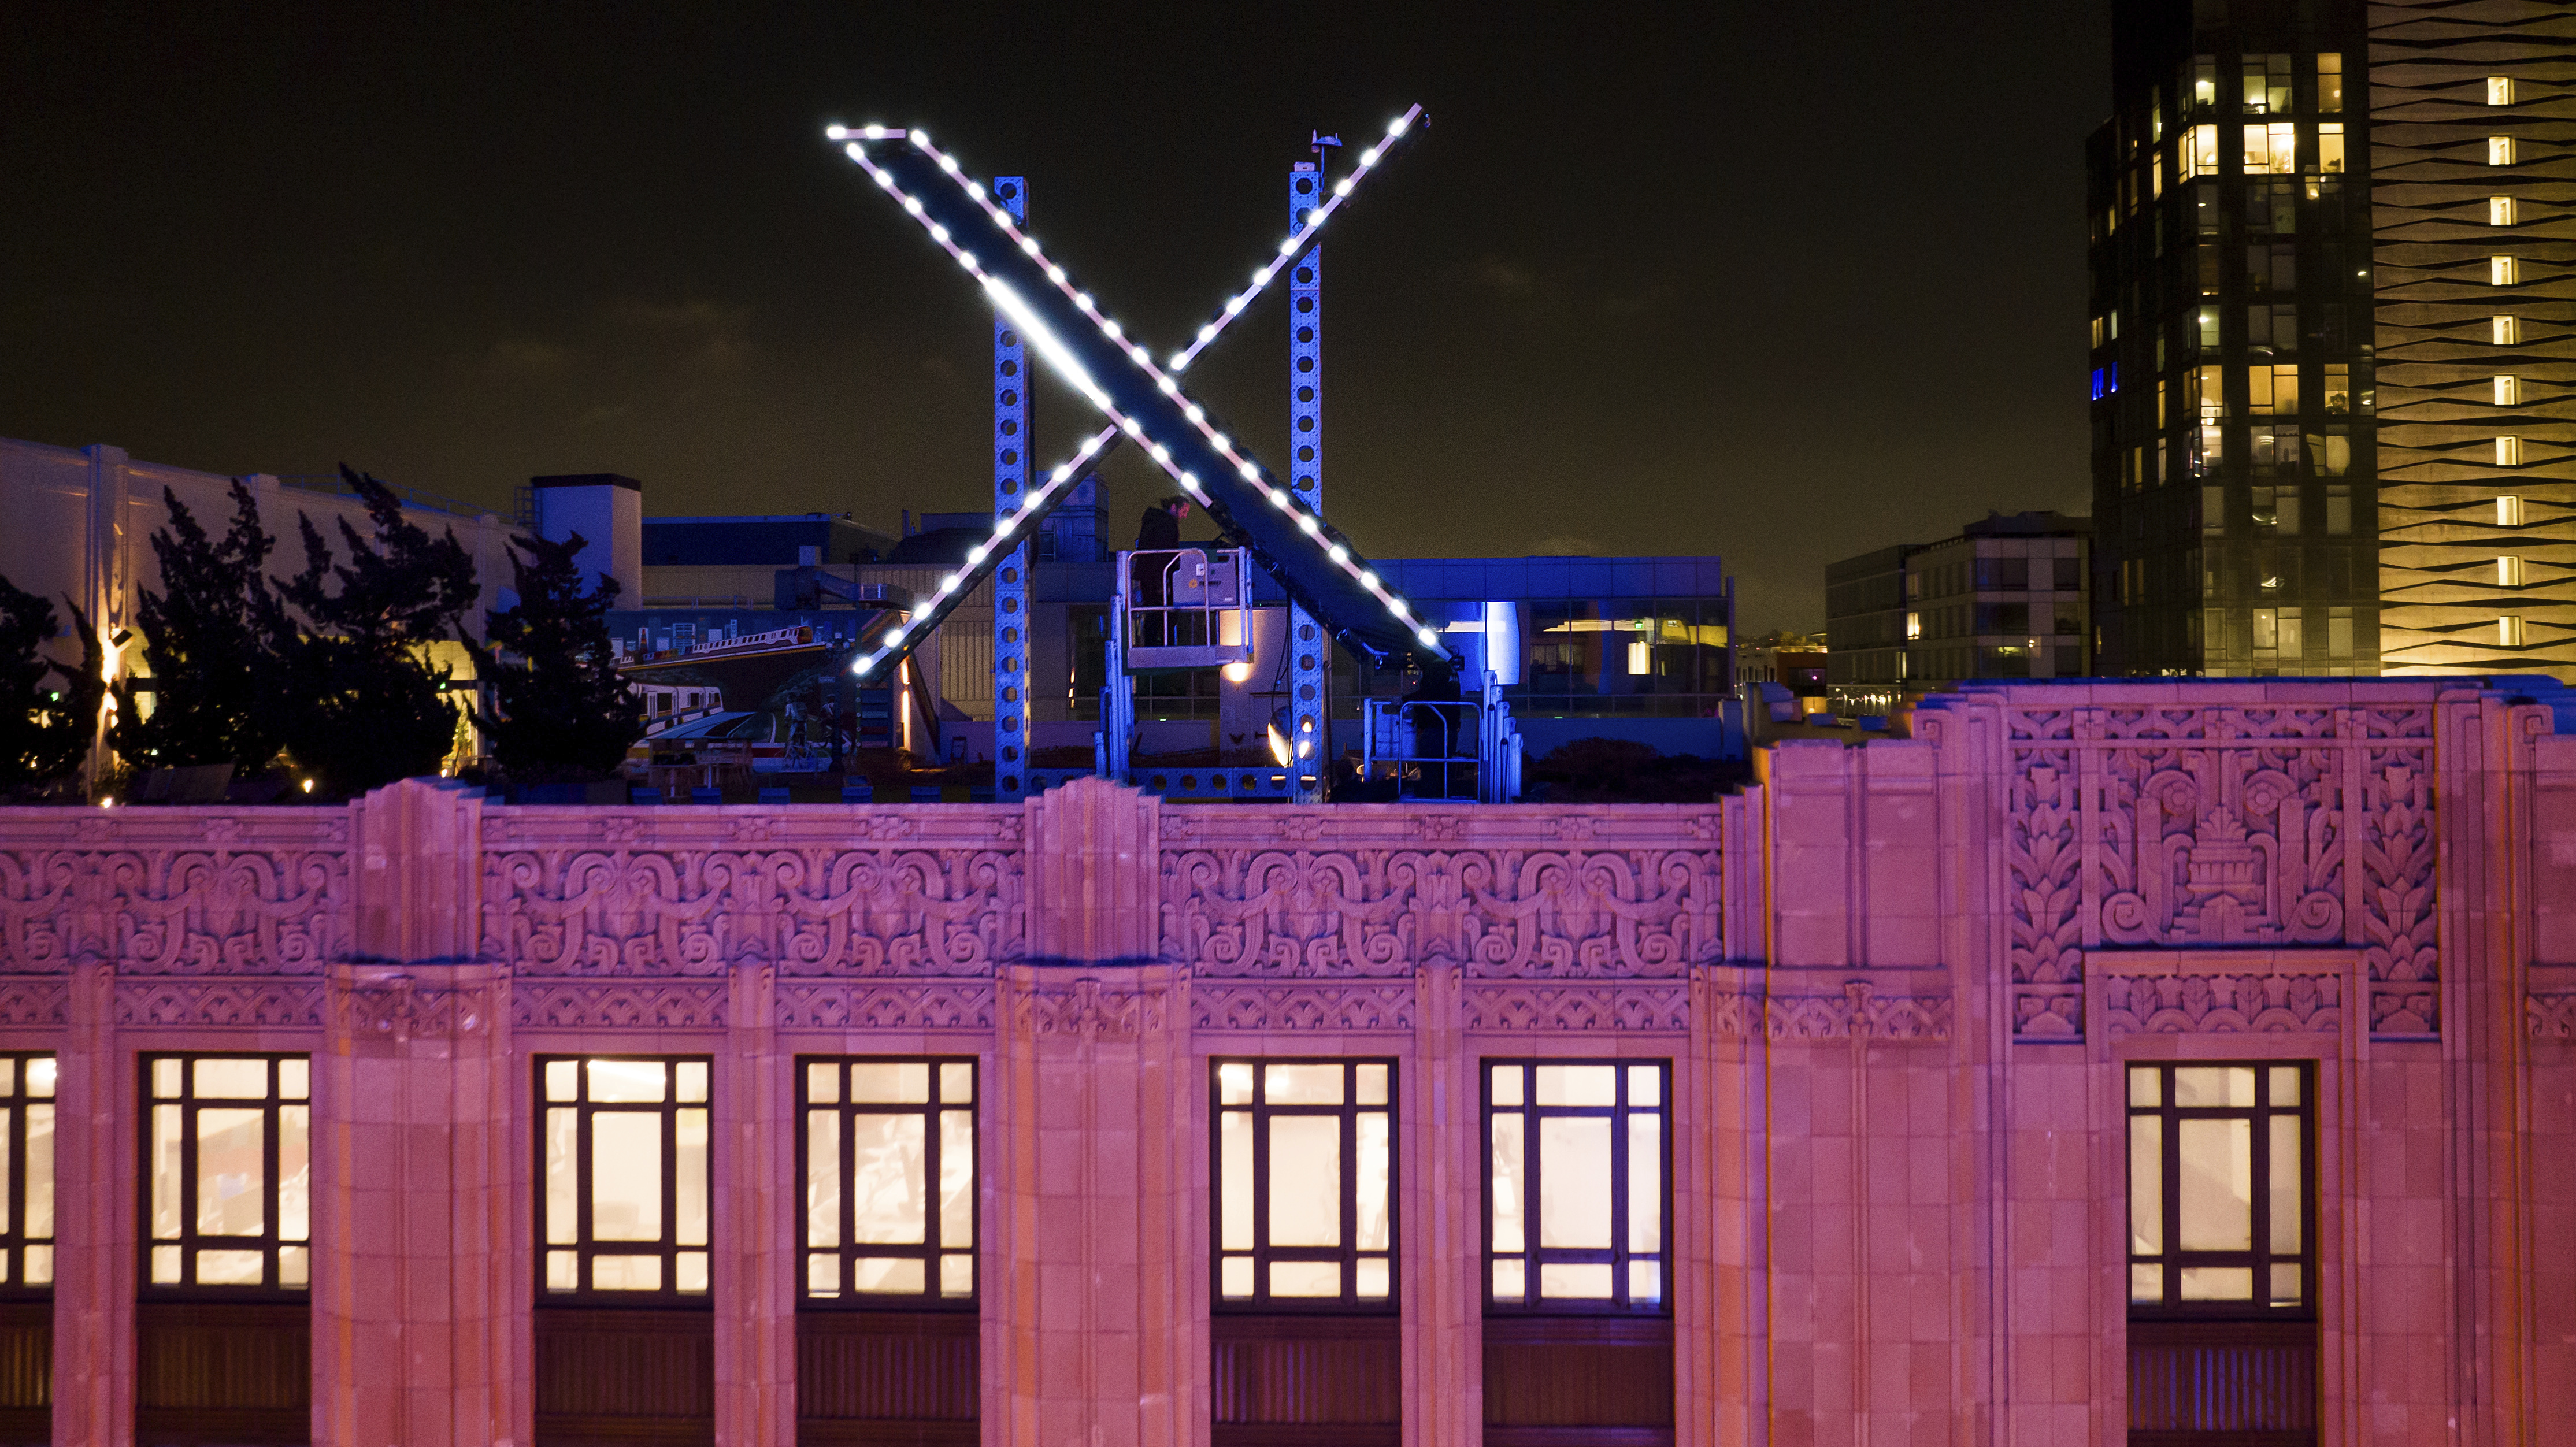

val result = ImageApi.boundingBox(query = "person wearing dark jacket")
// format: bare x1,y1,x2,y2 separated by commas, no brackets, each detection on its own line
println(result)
1133,496,1189,644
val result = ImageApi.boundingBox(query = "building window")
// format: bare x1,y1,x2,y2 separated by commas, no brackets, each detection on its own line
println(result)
2496,376,2522,406
2499,436,2525,468
2322,365,2351,414
0,1057,53,1291
2329,608,2354,659
2491,255,2520,286
2489,135,2517,166
2498,494,2525,526
2243,54,2291,114
2498,556,2526,588
2490,195,2519,227
2243,122,2295,175
2326,486,2352,535
144,1054,310,1292
2317,54,2344,113
539,1056,710,1298
2249,365,2300,417
1213,1059,1394,1308
1905,611,1921,641
798,1058,976,1305
2127,1063,2311,1314
2318,123,2345,173
2185,124,2219,177
2488,77,2515,106
2495,315,2522,346
1485,1060,1669,1312
2501,615,2529,648
2305,429,2350,476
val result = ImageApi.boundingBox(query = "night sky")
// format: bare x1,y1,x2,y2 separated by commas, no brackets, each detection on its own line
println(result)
5,3,2108,633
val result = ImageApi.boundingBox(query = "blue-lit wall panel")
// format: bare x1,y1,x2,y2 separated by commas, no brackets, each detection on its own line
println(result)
992,175,1032,796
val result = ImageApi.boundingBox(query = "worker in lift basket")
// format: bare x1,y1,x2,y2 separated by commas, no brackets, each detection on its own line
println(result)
1133,495,1190,645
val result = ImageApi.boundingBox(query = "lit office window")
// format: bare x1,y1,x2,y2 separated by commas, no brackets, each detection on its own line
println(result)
1213,1059,1395,1307
2491,255,2520,287
2497,493,2525,526
2184,125,2219,177
1485,1060,1669,1312
2498,556,2526,588
2490,196,2519,227
2488,135,2517,166
2316,54,2343,113
539,1057,710,1297
2241,122,2295,174
2318,123,2344,173
2486,76,2514,106
144,1054,309,1291
2496,376,2522,406
2242,54,2291,113
2248,365,2300,417
799,1058,976,1304
0,1057,53,1289
2495,316,2522,346
2127,1063,2311,1312
2501,615,2529,648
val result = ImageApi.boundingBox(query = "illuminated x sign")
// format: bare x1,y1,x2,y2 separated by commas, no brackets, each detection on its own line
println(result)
829,111,1446,678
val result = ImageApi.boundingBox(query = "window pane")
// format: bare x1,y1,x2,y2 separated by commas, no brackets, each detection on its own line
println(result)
940,1062,974,1103
545,1060,578,1102
1628,1112,1662,1253
277,1059,309,1101
150,1244,181,1283
1490,1114,1525,1253
279,1245,309,1288
2129,1115,2163,1254
196,1249,264,1285
1540,1263,1614,1299
194,1059,268,1100
588,1060,667,1104
2130,1263,2164,1303
278,1105,310,1242
151,1105,183,1240
24,1104,51,1239
1355,1112,1390,1251
2178,1265,2253,1301
1490,1064,1523,1108
2269,1115,2302,1252
809,1252,840,1297
1628,1066,1661,1107
1266,1064,1343,1105
590,1114,665,1241
674,1108,709,1248
2177,1118,2253,1251
855,1257,925,1293
2268,1066,2300,1106
1355,1063,1389,1106
851,1063,929,1104
675,1062,709,1104
807,1063,840,1104
196,1109,265,1237
851,1114,927,1244
807,1112,842,1248
1492,1258,1525,1301
939,1109,974,1249
1220,1111,1254,1251
21,1246,47,1288
1221,1255,1254,1298
1219,1062,1254,1105
1629,1260,1662,1305
940,1253,972,1297
24,1059,52,1099
151,1059,183,1100
0,1110,10,1236
1268,1115,1343,1247
1535,1065,1617,1107
545,1108,579,1245
2269,1262,2303,1306
1538,1117,1613,1249
2173,1066,2254,1107
593,1255,663,1291
1270,1260,1340,1297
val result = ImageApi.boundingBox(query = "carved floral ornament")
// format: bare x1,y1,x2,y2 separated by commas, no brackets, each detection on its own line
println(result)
2005,706,2438,1041
0,846,344,976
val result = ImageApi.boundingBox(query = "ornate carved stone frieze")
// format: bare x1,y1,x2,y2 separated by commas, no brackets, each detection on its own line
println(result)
0,811,347,976
1162,809,1720,980
2004,705,2437,1040
115,978,327,1030
480,811,1025,977
776,982,998,1032
2527,993,2576,1042
0,978,69,1029
1189,983,1417,1033
2103,970,2346,1037
333,974,498,1040
1005,977,1171,1041
1462,982,1691,1034
509,978,729,1031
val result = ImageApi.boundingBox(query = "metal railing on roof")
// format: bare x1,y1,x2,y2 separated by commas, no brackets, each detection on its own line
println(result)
275,474,496,522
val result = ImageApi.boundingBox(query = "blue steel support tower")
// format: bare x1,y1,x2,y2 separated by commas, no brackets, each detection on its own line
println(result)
991,176,1032,797
1286,158,1328,799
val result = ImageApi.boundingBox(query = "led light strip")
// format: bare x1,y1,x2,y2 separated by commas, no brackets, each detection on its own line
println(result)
829,109,1445,680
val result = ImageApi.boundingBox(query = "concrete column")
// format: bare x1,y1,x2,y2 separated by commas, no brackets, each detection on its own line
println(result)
714,959,795,1445
313,779,528,1445
53,955,130,1446
1402,958,1478,1447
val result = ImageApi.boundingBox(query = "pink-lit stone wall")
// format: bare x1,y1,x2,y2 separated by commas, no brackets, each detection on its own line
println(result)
0,678,2570,1444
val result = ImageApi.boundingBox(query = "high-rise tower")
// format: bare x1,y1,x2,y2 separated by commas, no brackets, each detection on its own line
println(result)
2090,0,2379,676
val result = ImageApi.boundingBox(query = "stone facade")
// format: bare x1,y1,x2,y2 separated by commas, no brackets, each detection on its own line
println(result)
1,678,2570,1442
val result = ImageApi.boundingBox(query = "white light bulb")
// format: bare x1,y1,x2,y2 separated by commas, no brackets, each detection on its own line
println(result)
1297,513,1319,535
1122,417,1143,437
1417,626,1439,647
1269,487,1290,508
1047,264,1066,284
1307,209,1324,224
1254,267,1273,287
1129,344,1149,365
968,544,988,565
1360,571,1378,589
1198,324,1217,343
1243,461,1263,481
1335,179,1354,198
997,514,1018,535
1185,405,1205,424
940,574,961,592
1387,115,1410,136
903,196,924,216
1328,544,1348,565
826,124,849,140
1361,147,1381,167
1051,465,1073,483
937,153,960,174
1278,238,1298,256
1020,235,1040,255
853,656,875,676
908,129,929,146
913,602,933,620
1181,473,1203,492
1076,293,1095,311
1211,432,1230,451
958,252,976,271
874,170,896,191
1389,599,1410,619
1151,444,1170,465
844,143,865,161
1161,366,1183,386
1225,296,1246,316
1102,318,1122,340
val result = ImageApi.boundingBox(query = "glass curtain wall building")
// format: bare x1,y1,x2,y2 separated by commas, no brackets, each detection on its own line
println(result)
2089,0,2378,676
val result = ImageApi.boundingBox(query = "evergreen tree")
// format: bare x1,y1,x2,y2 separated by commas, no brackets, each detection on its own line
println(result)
467,530,643,782
268,466,479,797
110,482,282,774
0,578,103,797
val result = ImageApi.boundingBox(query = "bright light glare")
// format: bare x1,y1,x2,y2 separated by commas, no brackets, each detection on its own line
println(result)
982,276,1110,408
825,124,849,140
1222,661,1254,684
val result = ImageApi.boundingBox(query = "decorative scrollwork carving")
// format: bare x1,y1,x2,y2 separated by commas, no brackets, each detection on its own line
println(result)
1463,983,1691,1033
2103,971,2344,1037
116,979,326,1029
776,982,996,1032
509,980,729,1030
1190,984,1417,1033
